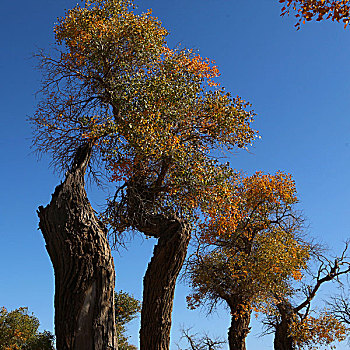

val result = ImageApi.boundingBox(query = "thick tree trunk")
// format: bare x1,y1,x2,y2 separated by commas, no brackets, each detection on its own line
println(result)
139,219,191,350
227,301,252,350
37,144,117,350
274,301,295,350
274,322,294,350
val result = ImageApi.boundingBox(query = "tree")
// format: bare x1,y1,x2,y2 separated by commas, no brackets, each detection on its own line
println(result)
186,171,311,350
31,0,257,348
0,307,55,350
115,291,141,350
264,245,350,350
279,0,350,29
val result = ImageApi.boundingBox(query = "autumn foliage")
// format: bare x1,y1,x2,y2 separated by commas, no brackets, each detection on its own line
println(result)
0,307,54,350
185,171,312,349
115,291,141,350
279,0,350,28
31,0,258,243
29,0,350,349
31,1,260,349
187,171,309,307
265,244,350,350
290,312,347,349
31,0,257,227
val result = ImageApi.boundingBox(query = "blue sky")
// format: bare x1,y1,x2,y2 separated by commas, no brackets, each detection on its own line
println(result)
1,0,350,349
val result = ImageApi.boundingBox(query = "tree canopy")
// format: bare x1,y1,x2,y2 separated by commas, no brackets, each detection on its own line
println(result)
187,171,310,311
185,171,312,349
0,307,55,350
31,0,257,239
115,290,141,350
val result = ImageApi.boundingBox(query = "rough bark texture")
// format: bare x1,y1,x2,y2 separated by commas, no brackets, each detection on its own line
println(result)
227,300,252,350
37,144,117,350
139,218,191,350
274,301,295,350
119,176,191,350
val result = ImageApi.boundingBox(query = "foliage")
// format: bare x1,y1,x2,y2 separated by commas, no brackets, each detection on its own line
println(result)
31,1,259,348
186,171,310,313
279,0,350,29
22,331,55,350
115,291,141,350
263,245,350,350
265,298,348,350
0,307,54,350
30,0,257,242
290,311,348,349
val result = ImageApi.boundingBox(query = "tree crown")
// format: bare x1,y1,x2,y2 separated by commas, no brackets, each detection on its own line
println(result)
186,172,311,313
31,0,258,238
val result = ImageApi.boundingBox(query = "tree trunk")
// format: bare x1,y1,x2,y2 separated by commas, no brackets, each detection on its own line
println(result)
37,144,117,350
227,300,252,350
139,219,191,350
120,176,191,350
274,301,295,350
274,322,294,350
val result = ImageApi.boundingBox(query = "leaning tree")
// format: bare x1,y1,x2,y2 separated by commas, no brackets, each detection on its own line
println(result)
31,0,257,349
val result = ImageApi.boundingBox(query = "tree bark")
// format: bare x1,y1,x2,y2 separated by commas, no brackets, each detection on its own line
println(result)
274,301,295,350
119,176,191,350
139,218,191,350
37,144,117,350
227,300,252,350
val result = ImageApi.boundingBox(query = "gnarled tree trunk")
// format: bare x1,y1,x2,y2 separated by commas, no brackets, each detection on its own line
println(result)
139,218,191,350
227,299,252,350
116,175,191,350
37,144,117,350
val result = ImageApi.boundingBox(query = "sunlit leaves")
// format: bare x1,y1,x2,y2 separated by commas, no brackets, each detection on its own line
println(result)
186,172,310,315
31,0,259,242
279,0,350,29
0,307,38,350
54,1,168,70
290,312,348,349
200,171,298,242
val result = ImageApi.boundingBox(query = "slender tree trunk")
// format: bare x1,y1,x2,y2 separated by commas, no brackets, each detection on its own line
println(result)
37,144,117,350
139,219,191,350
274,301,295,350
227,300,252,350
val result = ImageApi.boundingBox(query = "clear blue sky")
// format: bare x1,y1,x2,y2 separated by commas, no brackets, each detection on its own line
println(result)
1,0,350,349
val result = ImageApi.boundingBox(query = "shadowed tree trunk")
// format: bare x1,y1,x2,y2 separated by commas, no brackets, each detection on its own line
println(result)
226,299,252,350
274,301,295,350
139,218,191,350
37,143,117,350
111,175,191,350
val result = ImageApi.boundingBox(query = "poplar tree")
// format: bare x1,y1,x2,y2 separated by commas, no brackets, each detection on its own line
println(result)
31,0,257,348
